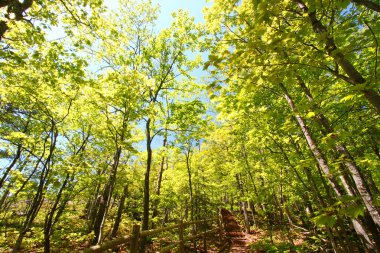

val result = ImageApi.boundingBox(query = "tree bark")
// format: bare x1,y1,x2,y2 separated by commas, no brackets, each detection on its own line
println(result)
236,174,250,233
279,83,344,196
279,82,377,251
43,173,70,253
294,0,380,114
13,125,58,252
92,147,121,245
298,78,380,231
111,184,128,238
140,118,152,253
351,0,380,12
0,144,22,189
151,135,167,225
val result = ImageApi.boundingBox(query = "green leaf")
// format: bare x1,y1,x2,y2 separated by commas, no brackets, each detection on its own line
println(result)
312,214,337,228
340,94,355,102
306,111,316,118
340,204,364,219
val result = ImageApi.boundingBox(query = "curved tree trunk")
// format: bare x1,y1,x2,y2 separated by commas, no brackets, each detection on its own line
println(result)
351,0,380,12
13,125,58,252
92,147,121,245
0,144,22,189
279,82,377,252
111,185,128,238
298,78,380,232
44,173,70,253
294,0,380,114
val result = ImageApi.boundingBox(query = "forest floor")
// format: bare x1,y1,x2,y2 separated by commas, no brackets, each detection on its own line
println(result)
219,209,311,253
220,208,252,252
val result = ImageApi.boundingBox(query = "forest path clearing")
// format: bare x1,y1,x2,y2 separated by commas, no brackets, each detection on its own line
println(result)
220,209,256,253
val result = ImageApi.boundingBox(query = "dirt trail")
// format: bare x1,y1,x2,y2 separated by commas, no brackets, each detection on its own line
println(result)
220,208,253,253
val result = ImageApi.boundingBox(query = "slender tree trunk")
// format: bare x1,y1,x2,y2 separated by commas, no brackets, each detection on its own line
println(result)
111,184,128,238
43,133,89,252
288,134,330,205
351,0,380,12
44,173,70,253
279,83,377,251
92,147,121,245
151,135,167,225
298,78,380,231
13,126,58,252
294,0,380,113
185,150,194,222
140,118,152,253
0,144,22,189
87,181,102,232
280,83,343,196
185,147,197,252
236,174,250,233
241,145,265,212
249,202,257,227
87,161,108,233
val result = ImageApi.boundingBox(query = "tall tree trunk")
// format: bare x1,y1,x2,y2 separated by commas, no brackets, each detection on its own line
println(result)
279,82,377,251
0,144,22,189
44,131,89,252
13,125,58,252
279,83,343,196
140,118,152,253
151,135,167,225
298,78,380,231
351,0,380,12
288,134,331,206
87,181,102,233
111,184,128,238
241,145,265,212
43,173,70,253
294,0,380,113
185,149,194,222
185,146,197,252
248,202,257,227
236,174,250,233
92,147,121,245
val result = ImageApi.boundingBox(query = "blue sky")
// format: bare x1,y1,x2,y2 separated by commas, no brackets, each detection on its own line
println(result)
152,0,208,26
107,0,208,27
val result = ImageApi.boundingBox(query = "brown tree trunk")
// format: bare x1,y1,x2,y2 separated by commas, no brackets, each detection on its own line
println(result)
351,0,380,13
92,147,121,245
0,144,22,189
298,78,380,231
43,173,70,253
279,82,377,251
13,125,58,252
111,185,128,238
140,118,152,253
151,135,167,225
294,0,380,113
236,174,250,233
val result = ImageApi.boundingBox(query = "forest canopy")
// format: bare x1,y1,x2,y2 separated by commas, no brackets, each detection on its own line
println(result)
0,0,379,252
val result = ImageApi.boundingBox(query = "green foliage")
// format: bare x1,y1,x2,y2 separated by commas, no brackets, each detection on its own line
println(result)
250,238,313,253
0,0,379,252
312,213,337,228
